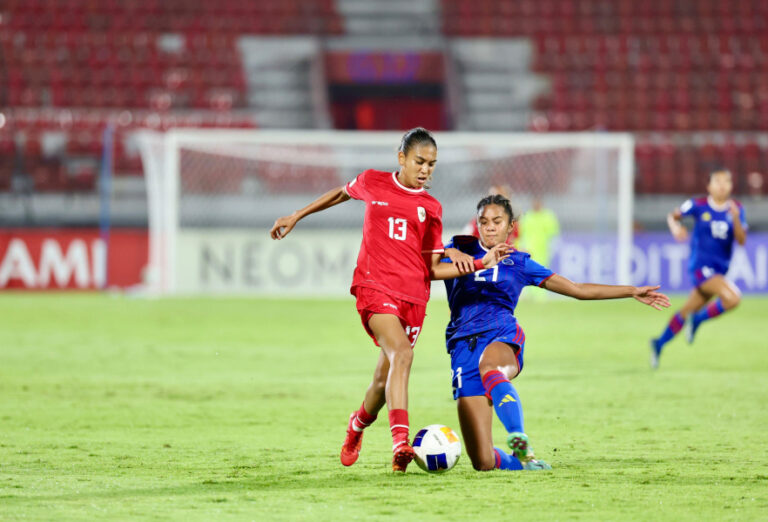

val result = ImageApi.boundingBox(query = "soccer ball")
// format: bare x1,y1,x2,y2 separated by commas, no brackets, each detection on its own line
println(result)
412,424,461,473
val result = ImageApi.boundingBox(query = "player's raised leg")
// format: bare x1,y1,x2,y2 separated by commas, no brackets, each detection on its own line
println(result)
340,351,387,466
650,288,710,368
479,343,526,454
478,341,550,469
686,275,740,344
368,313,416,472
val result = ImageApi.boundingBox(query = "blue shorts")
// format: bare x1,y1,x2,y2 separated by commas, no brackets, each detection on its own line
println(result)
690,262,728,288
448,322,526,400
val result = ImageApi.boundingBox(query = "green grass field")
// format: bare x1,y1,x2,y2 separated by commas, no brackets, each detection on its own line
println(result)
1,293,767,521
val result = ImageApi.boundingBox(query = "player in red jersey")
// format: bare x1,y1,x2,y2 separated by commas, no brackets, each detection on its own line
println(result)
270,128,509,472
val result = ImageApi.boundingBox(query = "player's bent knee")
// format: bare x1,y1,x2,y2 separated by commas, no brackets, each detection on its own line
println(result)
478,365,502,381
723,294,740,309
471,456,496,471
473,461,495,471
479,362,517,381
465,446,496,471
371,375,387,392
388,346,414,368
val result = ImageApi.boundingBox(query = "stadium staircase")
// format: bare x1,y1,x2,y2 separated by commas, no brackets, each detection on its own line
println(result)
237,37,330,129
448,39,549,131
335,0,440,36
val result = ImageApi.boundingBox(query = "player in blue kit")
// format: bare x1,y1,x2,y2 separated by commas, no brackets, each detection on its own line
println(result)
650,169,748,369
443,195,670,471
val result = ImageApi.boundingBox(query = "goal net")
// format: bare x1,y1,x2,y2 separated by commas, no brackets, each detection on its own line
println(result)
135,130,634,296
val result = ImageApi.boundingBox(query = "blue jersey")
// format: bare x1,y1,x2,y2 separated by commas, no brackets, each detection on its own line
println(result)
442,236,554,345
679,197,747,272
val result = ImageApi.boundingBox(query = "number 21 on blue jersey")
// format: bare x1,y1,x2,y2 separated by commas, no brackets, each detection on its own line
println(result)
474,266,499,282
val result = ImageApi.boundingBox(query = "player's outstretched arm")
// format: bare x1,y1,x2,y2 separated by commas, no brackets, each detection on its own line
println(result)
270,186,351,240
630,285,673,310
667,209,688,242
541,275,671,310
429,243,510,280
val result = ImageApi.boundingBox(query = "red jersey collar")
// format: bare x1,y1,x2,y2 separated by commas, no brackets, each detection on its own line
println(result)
392,171,424,193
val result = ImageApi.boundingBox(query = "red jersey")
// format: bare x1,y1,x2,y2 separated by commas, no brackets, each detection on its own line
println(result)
344,169,444,305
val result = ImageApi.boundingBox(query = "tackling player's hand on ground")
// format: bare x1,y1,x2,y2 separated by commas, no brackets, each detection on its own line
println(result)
270,213,299,240
444,248,475,273
481,243,511,268
632,285,671,310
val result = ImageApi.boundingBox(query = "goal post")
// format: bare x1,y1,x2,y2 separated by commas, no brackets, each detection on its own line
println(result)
136,130,634,296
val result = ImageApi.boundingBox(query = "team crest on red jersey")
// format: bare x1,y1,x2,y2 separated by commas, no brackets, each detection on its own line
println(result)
417,206,426,222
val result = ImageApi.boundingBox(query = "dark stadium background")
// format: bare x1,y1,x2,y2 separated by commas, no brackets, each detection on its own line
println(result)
1,0,767,290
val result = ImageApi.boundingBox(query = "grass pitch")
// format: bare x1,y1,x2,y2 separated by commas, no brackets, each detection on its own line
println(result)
1,293,767,521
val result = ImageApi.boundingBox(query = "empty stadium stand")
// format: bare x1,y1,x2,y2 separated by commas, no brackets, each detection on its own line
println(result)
1,0,767,199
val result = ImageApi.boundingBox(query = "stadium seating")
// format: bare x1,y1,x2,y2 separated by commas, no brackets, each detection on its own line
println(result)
633,135,768,195
441,0,768,132
1,0,767,195
440,0,768,193
0,0,341,191
0,108,259,191
1,0,342,34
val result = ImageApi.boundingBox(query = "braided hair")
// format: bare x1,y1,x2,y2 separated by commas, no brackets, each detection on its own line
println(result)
477,194,517,223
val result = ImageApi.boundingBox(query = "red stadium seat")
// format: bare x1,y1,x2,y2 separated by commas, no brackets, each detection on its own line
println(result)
442,0,768,147
6,0,768,195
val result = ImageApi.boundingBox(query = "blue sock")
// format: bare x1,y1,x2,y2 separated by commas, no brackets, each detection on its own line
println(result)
693,299,726,326
656,312,684,349
494,447,523,470
482,370,524,434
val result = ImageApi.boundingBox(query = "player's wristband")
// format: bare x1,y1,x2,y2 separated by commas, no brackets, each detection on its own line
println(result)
473,258,485,271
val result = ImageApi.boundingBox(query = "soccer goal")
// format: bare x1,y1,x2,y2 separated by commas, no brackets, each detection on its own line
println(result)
135,130,634,296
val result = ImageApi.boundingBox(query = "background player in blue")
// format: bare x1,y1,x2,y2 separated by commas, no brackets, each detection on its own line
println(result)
443,195,670,472
650,169,748,369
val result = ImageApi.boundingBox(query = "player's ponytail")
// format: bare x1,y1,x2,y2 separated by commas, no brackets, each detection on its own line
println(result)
398,127,437,156
477,195,517,224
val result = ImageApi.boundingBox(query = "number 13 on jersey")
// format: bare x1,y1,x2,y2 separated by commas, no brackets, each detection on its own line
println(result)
388,217,407,241
405,325,420,346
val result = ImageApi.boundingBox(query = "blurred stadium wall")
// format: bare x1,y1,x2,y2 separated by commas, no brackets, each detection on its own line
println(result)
1,0,766,292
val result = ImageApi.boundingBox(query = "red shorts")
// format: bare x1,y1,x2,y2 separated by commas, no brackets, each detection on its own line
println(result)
352,286,427,348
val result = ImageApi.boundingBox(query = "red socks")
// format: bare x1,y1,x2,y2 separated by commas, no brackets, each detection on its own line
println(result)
351,402,377,432
350,405,410,451
388,409,409,450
